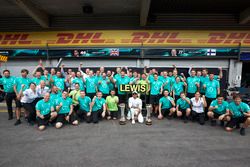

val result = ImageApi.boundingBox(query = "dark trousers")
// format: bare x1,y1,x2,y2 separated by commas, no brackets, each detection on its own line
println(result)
23,102,36,123
77,109,91,123
192,111,205,125
205,97,216,119
5,92,16,119
187,93,195,99
92,109,103,123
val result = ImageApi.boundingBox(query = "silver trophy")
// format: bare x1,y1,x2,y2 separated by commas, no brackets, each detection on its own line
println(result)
119,103,126,125
145,104,152,125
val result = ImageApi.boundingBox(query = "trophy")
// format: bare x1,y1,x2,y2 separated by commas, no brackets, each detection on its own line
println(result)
119,103,126,125
145,104,152,125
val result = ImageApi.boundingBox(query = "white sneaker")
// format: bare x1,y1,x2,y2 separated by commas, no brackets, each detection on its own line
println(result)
127,116,131,120
132,120,135,124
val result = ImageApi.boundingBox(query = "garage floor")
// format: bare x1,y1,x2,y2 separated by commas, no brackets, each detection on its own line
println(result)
0,113,249,167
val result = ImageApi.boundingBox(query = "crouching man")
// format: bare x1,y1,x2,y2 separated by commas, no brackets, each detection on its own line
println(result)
225,95,250,136
176,92,191,123
36,93,57,131
91,92,106,124
207,95,230,127
127,91,143,124
55,91,78,129
158,90,176,120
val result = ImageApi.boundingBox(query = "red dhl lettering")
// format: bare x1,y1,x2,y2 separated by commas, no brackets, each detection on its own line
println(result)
207,32,250,44
130,32,182,44
55,32,105,44
0,34,32,45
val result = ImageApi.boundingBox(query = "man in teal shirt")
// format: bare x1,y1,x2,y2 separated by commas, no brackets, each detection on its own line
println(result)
55,91,78,129
176,92,191,123
77,91,92,123
84,70,98,99
149,74,163,116
51,71,66,92
158,90,176,119
186,70,200,98
91,92,106,123
0,69,16,120
36,93,57,131
97,72,110,99
71,71,85,91
13,69,31,125
32,71,46,86
225,95,250,136
208,95,230,126
172,76,187,101
159,71,172,92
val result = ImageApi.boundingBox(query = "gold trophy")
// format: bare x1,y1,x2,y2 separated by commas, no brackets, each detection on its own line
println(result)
119,103,126,125
145,104,152,125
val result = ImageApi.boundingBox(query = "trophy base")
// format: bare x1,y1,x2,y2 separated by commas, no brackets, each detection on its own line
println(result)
119,121,126,125
145,119,152,126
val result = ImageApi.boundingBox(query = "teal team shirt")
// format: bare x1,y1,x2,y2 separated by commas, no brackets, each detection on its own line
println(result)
150,80,163,95
116,76,130,95
159,76,172,91
172,82,184,96
92,98,106,112
210,100,229,114
86,76,97,93
36,99,54,116
72,77,85,90
78,96,91,112
56,97,73,114
14,77,31,93
54,77,65,91
204,80,220,98
159,96,174,109
200,75,220,93
50,92,62,108
32,76,46,85
177,97,190,109
228,102,250,118
98,78,110,94
186,76,199,93
0,76,16,93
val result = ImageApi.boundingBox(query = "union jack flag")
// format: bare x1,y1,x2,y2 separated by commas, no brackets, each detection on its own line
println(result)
110,48,119,56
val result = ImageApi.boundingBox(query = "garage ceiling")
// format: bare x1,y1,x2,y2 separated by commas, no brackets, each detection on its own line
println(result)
0,0,250,31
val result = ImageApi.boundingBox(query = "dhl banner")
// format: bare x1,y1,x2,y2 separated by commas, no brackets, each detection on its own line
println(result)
0,30,250,48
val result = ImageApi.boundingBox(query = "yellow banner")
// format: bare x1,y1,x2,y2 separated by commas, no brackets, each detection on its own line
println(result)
0,30,250,48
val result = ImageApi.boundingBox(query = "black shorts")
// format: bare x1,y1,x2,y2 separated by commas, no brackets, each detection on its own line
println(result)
162,108,171,117
16,100,23,108
150,95,159,105
213,112,222,119
110,111,118,118
37,114,51,126
226,117,247,128
118,94,127,104
56,113,77,124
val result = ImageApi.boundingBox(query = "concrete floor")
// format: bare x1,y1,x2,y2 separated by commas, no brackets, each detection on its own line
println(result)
0,112,250,167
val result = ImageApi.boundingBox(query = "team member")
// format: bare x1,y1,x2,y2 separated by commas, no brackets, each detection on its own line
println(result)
186,70,200,98
36,80,50,101
158,90,176,119
190,92,207,125
137,73,150,104
127,91,143,124
91,92,106,123
20,83,39,125
77,91,92,123
112,70,130,104
207,95,230,126
51,71,67,91
203,74,220,114
13,69,31,125
106,90,119,120
176,92,191,123
32,71,46,86
50,85,62,108
70,71,84,91
69,83,81,113
36,93,57,131
0,70,16,120
225,95,250,136
97,72,110,99
55,91,78,129
160,71,172,92
149,74,163,116
172,76,187,101
84,70,98,99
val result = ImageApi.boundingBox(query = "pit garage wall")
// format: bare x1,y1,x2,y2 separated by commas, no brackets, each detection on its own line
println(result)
3,58,242,88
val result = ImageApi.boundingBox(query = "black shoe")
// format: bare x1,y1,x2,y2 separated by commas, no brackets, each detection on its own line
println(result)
28,121,35,126
236,123,240,129
220,121,225,127
240,128,246,136
8,116,13,120
14,119,21,126
210,120,216,126
183,119,188,123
